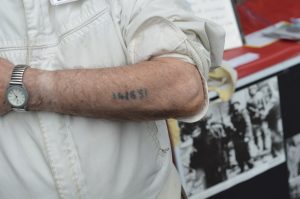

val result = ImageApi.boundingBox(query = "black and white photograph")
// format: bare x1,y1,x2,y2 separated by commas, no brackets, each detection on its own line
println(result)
286,133,300,199
174,76,285,198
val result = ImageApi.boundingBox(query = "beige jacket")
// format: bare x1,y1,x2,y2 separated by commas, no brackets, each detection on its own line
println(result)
0,0,225,198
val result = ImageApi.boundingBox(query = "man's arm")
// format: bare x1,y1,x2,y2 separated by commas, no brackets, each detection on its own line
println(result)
1,57,205,120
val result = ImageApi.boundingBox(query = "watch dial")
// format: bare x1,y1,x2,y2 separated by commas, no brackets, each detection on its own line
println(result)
7,86,27,107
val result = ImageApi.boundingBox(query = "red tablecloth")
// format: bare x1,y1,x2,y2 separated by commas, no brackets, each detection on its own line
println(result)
223,0,300,78
237,0,300,34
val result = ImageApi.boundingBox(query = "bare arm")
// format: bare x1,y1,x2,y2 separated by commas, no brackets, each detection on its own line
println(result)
19,57,205,121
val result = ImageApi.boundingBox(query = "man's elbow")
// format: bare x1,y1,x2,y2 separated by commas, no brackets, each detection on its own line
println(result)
153,57,206,118
171,65,206,118
177,78,205,117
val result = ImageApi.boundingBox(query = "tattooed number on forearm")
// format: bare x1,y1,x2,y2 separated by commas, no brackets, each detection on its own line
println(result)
112,88,148,101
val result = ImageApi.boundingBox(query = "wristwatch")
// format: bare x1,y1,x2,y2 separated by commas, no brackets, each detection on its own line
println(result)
5,65,30,111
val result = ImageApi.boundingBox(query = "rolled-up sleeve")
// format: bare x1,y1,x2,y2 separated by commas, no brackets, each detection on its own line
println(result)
113,0,225,122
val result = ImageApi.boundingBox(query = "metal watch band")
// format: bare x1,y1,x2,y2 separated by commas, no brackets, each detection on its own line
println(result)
10,65,30,86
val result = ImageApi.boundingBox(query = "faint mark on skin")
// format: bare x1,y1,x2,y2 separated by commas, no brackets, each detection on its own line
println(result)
112,88,148,101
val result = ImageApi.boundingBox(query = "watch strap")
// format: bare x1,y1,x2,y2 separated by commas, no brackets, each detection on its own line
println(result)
10,65,29,85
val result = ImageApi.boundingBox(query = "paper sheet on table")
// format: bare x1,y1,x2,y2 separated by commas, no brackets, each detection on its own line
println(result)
225,52,260,68
186,0,243,50
245,22,288,47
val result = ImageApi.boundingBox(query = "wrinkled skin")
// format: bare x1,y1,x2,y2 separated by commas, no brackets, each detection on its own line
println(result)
0,58,13,116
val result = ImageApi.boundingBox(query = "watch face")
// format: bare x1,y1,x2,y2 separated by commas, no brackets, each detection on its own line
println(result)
6,85,28,108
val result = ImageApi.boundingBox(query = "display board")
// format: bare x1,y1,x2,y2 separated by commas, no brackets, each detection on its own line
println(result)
169,63,300,199
173,76,285,198
186,0,244,50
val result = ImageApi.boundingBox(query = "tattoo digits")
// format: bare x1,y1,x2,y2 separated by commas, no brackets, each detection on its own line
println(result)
112,88,148,101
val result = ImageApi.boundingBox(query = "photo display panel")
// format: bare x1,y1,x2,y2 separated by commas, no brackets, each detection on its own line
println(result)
185,0,244,50
278,64,300,199
174,76,285,198
170,64,300,198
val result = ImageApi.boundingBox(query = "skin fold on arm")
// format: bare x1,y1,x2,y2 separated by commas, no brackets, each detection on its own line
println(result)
0,57,205,120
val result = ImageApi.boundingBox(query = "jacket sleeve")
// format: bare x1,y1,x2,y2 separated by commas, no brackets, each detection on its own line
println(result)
112,0,226,122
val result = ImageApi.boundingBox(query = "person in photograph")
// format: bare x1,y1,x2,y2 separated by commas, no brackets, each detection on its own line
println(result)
182,115,228,189
286,138,300,179
204,119,229,186
178,122,199,195
229,101,254,173
181,120,207,195
179,122,199,178
286,138,300,199
198,117,228,187
246,84,267,151
262,85,282,157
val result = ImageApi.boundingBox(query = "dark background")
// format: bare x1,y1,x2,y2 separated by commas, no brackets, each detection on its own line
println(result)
210,164,289,199
205,63,300,199
279,64,300,139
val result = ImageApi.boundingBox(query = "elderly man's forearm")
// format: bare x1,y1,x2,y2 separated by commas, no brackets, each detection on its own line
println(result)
24,58,205,120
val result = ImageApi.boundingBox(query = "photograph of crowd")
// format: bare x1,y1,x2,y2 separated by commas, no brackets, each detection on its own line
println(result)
286,133,300,199
175,77,285,198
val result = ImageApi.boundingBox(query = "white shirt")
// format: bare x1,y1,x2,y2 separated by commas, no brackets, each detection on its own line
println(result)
0,0,225,198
